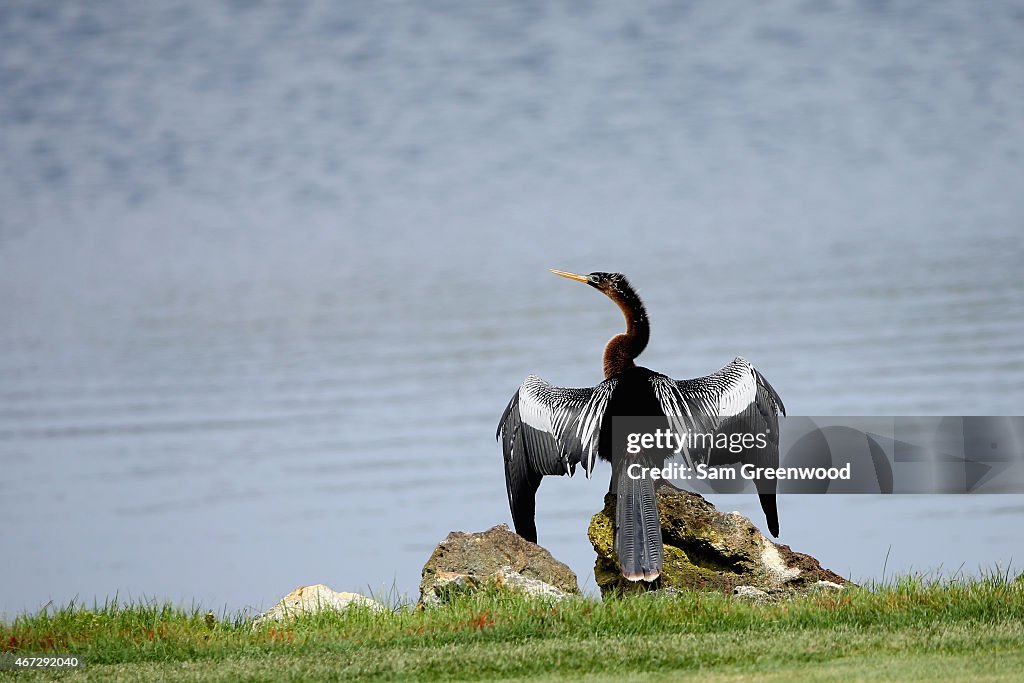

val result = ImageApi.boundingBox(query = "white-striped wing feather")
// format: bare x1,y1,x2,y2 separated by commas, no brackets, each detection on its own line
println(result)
500,375,616,479
496,375,617,542
648,357,786,468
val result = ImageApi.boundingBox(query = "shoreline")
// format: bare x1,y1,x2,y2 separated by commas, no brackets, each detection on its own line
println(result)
2,574,1022,681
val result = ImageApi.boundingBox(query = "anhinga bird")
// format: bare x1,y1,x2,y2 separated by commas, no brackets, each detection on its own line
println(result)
497,270,786,582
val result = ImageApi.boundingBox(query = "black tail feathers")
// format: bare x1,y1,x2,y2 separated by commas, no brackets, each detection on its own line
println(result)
614,466,663,582
759,493,779,537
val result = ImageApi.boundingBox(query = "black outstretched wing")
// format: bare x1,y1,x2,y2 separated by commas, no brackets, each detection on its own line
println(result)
648,356,786,535
496,375,617,542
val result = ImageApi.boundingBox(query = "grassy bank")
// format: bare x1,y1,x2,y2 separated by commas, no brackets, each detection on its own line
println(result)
2,575,1022,682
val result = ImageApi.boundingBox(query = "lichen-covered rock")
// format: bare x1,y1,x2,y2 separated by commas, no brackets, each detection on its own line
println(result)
252,584,385,628
588,486,850,598
419,524,580,606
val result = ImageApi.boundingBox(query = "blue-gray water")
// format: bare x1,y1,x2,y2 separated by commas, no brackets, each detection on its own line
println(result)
2,1,1023,618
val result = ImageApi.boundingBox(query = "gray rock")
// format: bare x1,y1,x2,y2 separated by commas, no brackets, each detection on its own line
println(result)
588,486,851,597
493,565,572,600
419,524,580,606
252,584,385,628
733,585,771,602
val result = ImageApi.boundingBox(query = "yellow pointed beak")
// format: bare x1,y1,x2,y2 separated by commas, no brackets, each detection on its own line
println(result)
550,269,589,283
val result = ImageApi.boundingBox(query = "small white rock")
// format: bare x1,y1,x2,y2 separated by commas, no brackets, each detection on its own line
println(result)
733,585,770,600
812,580,845,592
493,565,570,600
252,584,385,628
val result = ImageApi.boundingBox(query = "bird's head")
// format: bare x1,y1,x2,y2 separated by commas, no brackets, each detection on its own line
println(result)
550,269,630,296
550,269,649,374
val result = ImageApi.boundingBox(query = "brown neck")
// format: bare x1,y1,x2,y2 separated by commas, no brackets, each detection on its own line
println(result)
602,286,649,379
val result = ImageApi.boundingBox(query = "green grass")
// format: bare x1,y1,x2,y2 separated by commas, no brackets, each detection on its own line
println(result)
2,574,1023,682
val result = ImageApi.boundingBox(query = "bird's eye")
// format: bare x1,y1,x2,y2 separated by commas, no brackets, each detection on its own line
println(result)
589,274,600,284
